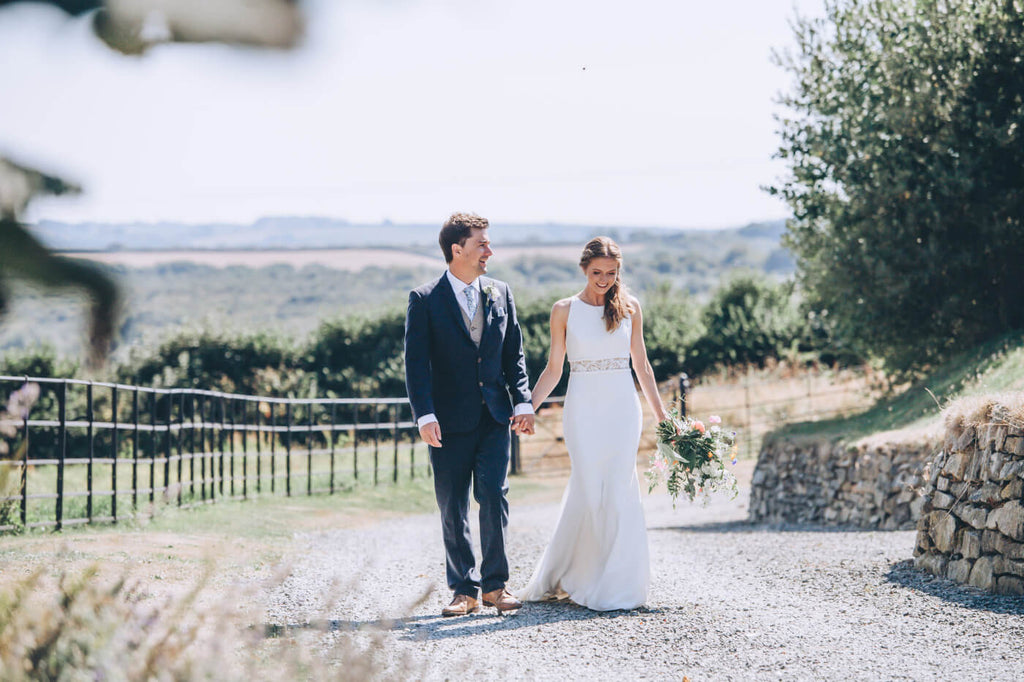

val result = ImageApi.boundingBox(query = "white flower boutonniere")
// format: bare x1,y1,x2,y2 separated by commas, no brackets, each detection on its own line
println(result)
483,284,501,305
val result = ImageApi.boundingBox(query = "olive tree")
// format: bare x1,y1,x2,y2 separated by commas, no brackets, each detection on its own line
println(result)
769,0,1024,376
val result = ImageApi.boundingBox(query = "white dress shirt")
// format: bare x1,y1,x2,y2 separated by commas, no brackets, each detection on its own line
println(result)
416,270,535,429
447,269,481,320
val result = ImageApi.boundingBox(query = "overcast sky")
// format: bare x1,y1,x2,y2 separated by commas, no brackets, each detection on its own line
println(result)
0,0,823,229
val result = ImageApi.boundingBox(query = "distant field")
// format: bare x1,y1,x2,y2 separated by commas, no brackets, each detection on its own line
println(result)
63,248,445,270
5,231,786,360
60,244,646,271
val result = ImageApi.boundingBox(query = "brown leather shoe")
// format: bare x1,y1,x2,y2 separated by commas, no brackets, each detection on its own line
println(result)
441,594,479,617
481,587,522,612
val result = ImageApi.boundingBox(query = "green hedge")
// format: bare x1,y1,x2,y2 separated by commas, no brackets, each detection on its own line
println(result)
4,278,850,407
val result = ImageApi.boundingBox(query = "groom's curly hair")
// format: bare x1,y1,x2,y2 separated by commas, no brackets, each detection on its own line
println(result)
439,212,489,263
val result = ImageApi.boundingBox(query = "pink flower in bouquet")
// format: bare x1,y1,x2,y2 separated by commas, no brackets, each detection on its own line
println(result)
709,415,721,425
692,420,705,434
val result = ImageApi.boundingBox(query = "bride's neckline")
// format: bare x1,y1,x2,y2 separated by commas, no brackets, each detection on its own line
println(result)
574,294,604,308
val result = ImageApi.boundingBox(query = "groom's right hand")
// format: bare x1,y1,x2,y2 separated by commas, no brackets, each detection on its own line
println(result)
419,422,442,448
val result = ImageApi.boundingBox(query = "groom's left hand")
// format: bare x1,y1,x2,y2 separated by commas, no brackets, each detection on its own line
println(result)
511,414,535,435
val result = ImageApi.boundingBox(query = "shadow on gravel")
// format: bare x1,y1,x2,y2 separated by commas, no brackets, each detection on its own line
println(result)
650,520,908,534
885,560,1024,615
262,601,653,642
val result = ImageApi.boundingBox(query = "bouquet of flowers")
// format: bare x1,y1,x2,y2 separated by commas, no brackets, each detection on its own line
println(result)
646,403,739,506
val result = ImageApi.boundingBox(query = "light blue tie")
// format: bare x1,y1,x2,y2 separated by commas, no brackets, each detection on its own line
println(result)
464,284,479,320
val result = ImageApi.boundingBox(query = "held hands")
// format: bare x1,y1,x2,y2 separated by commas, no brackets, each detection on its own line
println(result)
420,415,534,444
418,422,442,448
511,414,535,436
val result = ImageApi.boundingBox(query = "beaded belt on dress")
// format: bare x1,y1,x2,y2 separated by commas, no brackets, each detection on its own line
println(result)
570,357,630,373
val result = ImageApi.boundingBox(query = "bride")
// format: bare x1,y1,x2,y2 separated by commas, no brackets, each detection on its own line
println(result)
520,236,668,611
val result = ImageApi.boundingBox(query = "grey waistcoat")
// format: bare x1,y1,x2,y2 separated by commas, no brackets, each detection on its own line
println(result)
460,297,485,347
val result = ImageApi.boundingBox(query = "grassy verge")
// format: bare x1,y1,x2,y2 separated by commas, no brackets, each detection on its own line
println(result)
774,332,1024,445
5,442,435,530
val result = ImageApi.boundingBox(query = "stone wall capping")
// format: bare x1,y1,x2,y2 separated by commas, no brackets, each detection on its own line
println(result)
955,426,976,452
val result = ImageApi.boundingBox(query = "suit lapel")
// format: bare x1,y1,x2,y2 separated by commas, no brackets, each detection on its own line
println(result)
439,272,474,344
479,277,492,319
479,278,497,345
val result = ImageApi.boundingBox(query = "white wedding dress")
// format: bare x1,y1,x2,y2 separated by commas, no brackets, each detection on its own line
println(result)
521,295,650,611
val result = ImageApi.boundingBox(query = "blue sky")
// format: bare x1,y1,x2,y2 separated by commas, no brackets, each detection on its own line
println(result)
0,0,823,228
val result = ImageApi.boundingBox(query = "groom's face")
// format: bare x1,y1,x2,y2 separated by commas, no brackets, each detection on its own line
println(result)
452,227,492,277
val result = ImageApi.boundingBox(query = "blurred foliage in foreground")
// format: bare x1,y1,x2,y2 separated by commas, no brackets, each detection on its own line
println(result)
770,0,1024,379
0,562,410,681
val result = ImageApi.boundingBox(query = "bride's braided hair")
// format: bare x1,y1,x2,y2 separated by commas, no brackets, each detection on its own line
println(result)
579,237,635,332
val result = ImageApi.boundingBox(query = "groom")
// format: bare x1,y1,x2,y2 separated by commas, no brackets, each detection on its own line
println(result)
404,212,535,617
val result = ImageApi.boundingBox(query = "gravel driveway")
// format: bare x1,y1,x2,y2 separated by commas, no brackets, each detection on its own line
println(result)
263,478,1024,681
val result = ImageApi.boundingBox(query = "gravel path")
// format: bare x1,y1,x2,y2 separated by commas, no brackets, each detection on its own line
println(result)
263,479,1024,681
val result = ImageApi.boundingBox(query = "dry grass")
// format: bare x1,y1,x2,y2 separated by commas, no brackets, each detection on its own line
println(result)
687,362,880,458
0,556,415,681
944,391,1024,436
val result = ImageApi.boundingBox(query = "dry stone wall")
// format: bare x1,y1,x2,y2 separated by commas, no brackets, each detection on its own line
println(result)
914,417,1024,596
749,435,937,530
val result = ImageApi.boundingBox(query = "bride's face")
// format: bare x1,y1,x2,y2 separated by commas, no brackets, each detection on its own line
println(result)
583,257,619,297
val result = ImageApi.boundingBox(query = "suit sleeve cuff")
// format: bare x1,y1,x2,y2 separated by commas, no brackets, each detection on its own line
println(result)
417,413,438,428
513,403,534,417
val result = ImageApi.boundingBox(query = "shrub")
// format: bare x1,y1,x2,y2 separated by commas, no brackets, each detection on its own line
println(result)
638,284,704,380
120,330,298,395
686,275,806,376
0,346,78,380
304,309,407,397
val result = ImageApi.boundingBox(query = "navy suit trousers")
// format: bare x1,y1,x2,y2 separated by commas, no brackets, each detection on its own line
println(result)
429,409,511,596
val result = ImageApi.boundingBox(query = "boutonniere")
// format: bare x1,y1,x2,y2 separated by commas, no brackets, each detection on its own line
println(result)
483,284,501,305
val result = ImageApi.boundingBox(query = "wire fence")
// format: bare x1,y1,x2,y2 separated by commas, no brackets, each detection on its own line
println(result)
683,368,879,459
0,376,428,533
0,367,879,531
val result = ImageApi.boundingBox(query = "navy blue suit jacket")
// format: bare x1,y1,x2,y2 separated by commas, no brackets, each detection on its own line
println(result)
404,272,531,435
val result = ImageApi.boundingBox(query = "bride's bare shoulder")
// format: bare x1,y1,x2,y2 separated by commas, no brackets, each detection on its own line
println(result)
552,294,577,311
551,297,574,319
627,294,642,314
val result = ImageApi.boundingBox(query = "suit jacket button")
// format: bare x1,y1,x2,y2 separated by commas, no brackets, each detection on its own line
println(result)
477,357,482,363
478,381,484,387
